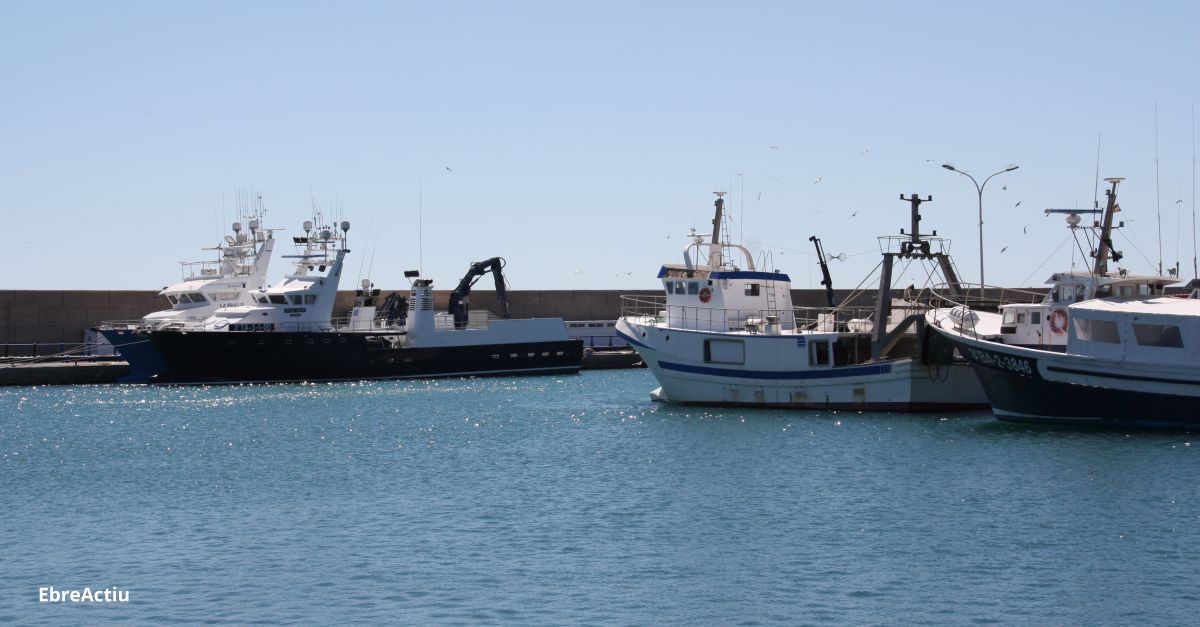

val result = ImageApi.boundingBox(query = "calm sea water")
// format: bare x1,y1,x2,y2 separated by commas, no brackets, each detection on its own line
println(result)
2,370,1198,624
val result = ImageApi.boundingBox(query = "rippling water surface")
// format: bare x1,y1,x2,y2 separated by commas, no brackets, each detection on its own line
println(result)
2,370,1198,624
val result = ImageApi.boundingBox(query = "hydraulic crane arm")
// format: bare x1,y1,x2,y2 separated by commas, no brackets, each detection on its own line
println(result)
448,257,511,328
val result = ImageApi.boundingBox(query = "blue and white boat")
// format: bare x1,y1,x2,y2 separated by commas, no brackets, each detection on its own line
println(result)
926,177,1198,429
616,192,987,410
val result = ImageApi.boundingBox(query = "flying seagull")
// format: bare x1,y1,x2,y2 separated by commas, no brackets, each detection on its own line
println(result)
812,177,823,184
1000,246,1009,254
1015,201,1022,207
1023,224,1029,234
1002,185,1007,191
849,211,858,219
769,145,779,150
445,166,453,173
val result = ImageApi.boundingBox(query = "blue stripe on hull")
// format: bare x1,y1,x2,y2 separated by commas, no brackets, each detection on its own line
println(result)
615,328,652,350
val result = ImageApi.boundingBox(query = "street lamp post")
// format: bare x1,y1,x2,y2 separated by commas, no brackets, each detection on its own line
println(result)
942,163,1019,304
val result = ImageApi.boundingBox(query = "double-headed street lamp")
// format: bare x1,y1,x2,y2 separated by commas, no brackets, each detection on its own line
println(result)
942,163,1019,303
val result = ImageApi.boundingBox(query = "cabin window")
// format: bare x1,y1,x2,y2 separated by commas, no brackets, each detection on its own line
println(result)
1031,312,1041,325
1138,284,1154,296
257,296,268,304
809,340,831,367
218,291,239,301
304,294,317,305
269,295,288,305
687,282,699,295
1116,285,1134,297
703,339,745,364
1016,313,1026,324
1074,318,1120,344
1002,310,1015,324
167,295,179,305
289,295,303,305
1133,323,1184,348
745,284,760,296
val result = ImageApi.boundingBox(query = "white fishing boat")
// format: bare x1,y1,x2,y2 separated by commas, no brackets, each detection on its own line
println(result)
98,194,277,380
615,191,987,410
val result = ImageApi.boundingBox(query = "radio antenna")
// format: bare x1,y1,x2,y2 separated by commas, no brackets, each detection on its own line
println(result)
1155,101,1163,276
418,177,424,276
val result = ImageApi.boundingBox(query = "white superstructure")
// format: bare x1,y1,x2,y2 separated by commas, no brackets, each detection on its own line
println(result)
945,177,1178,349
192,215,354,332
108,197,277,331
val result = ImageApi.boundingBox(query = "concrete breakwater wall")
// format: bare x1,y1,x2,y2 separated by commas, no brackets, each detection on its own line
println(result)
1,288,883,345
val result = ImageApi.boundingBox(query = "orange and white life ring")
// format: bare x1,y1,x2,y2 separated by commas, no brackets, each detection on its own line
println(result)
1048,308,1068,335
698,287,712,303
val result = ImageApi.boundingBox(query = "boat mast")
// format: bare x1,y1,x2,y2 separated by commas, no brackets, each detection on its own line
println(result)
1093,177,1124,276
709,192,726,270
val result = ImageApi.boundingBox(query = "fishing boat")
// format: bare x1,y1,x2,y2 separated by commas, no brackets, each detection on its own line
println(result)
927,177,1197,429
139,217,581,384
614,191,986,410
98,195,277,381
928,289,1199,429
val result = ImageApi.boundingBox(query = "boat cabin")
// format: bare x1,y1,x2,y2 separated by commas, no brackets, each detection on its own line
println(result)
999,272,1177,350
1067,296,1200,365
655,193,794,333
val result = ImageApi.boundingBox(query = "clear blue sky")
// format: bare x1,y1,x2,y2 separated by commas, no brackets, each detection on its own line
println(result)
4,1,1199,292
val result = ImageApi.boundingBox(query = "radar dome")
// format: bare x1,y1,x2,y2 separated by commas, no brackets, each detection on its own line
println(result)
340,220,350,232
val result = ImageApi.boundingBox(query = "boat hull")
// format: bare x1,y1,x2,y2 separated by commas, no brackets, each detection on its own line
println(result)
616,318,987,411
147,331,583,384
929,322,1200,429
98,328,169,383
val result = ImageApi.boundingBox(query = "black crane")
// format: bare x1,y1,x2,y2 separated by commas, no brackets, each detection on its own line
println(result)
809,236,837,308
448,257,511,329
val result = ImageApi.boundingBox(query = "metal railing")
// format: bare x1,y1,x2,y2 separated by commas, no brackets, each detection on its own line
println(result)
620,295,796,333
925,282,1046,312
618,287,1048,336
1,342,124,362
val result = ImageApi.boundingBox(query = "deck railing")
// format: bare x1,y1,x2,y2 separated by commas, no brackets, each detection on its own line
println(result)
618,295,914,333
